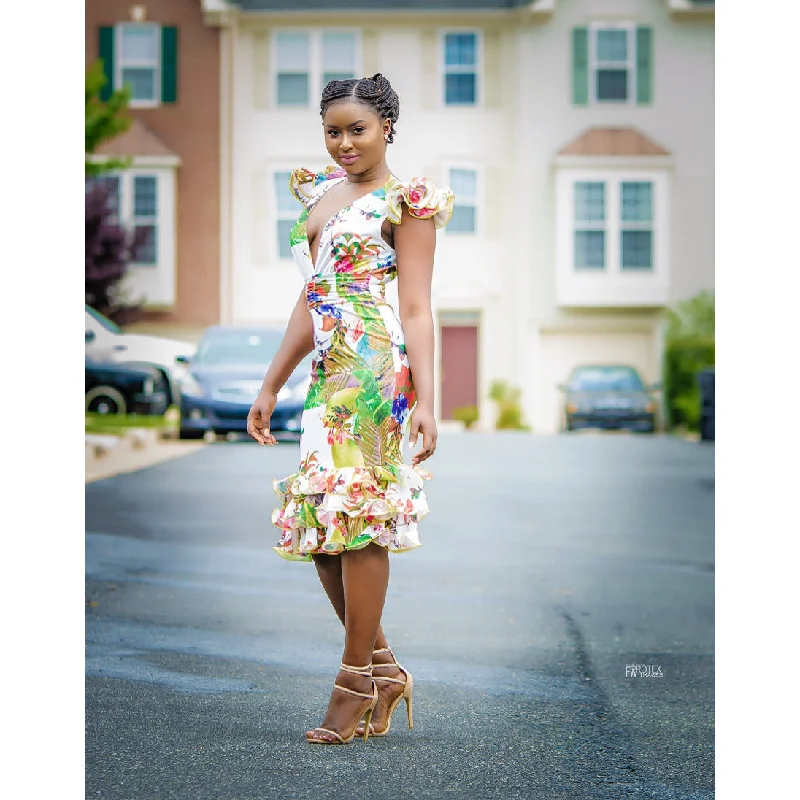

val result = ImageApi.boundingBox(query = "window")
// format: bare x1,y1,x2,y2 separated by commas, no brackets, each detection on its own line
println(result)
571,24,652,106
132,176,158,265
573,182,606,269
620,182,653,270
443,32,479,106
274,171,296,259
98,24,177,106
274,31,358,108
117,24,160,103
275,33,310,106
592,26,633,102
322,32,358,86
447,168,478,234
555,167,668,306
86,171,171,269
571,179,655,272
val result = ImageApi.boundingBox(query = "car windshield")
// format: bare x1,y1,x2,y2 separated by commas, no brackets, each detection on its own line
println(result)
192,329,286,366
86,304,120,334
568,366,644,392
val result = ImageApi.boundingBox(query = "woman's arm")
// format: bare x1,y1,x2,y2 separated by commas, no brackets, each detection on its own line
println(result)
247,287,314,445
394,205,438,465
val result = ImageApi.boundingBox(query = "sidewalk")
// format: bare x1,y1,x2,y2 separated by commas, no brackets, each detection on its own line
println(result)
85,429,205,483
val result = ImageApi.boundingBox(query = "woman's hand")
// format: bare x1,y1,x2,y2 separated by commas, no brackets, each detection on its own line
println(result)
408,405,437,466
247,390,278,445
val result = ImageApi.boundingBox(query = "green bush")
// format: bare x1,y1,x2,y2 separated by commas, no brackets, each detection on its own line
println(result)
664,337,714,431
451,404,479,429
662,290,714,432
488,380,530,431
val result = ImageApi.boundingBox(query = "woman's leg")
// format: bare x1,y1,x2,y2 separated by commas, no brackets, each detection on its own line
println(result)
307,544,391,740
312,553,391,649
310,550,408,738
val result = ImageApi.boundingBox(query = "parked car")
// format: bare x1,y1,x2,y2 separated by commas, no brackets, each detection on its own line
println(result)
177,325,312,440
84,305,195,406
698,368,715,442
559,364,660,433
85,356,169,416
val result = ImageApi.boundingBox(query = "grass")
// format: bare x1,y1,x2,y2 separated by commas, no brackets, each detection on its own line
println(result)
85,406,179,436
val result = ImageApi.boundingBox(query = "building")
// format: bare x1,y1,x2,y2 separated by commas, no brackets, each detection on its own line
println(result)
213,0,714,432
85,0,223,338
87,0,714,432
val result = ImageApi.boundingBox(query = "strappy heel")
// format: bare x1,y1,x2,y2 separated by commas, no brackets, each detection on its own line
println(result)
306,662,378,745
356,647,413,737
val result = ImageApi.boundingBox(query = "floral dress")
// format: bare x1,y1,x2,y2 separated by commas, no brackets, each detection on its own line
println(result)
272,166,455,561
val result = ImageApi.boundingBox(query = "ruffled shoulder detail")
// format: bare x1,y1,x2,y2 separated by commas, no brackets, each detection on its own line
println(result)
289,165,347,207
385,176,455,230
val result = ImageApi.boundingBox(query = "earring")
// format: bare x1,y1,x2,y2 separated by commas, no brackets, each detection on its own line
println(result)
384,133,389,141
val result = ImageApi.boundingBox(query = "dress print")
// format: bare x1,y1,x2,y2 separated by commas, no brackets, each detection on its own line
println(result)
271,166,455,561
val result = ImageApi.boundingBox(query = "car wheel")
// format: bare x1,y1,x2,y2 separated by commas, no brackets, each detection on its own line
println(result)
86,386,127,415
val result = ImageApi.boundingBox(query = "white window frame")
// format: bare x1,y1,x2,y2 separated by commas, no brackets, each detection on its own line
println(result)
88,166,177,306
271,29,362,109
115,23,161,108
444,165,482,237
572,181,607,270
566,176,660,273
554,166,670,307
589,22,636,106
439,29,482,108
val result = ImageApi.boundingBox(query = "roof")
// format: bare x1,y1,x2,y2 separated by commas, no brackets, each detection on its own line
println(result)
229,0,534,9
95,118,178,159
557,127,671,157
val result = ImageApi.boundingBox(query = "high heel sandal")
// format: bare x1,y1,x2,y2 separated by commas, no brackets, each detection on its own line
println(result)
356,647,413,738
306,662,378,745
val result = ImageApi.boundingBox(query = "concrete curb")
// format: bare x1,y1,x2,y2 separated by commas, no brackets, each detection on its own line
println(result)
85,428,205,483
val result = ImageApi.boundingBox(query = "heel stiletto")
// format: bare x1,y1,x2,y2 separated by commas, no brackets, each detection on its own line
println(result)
356,647,414,737
306,662,378,745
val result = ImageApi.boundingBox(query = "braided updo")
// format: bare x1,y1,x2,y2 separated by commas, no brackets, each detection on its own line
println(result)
320,73,400,143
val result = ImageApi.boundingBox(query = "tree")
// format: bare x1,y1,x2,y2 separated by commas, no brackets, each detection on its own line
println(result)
85,182,145,325
85,60,143,323
86,58,133,176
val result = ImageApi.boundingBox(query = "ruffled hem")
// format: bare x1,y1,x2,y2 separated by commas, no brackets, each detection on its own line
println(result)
385,176,455,230
271,463,431,561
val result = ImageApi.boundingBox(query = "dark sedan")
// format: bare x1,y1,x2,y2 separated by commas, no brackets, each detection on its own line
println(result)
85,357,169,416
177,326,312,440
559,365,659,433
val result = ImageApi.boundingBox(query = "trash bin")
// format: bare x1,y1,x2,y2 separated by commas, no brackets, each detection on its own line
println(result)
698,368,715,442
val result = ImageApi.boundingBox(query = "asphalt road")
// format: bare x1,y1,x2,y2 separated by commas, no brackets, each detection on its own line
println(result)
85,432,714,800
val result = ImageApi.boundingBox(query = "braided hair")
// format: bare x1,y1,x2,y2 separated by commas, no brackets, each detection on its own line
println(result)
320,73,400,143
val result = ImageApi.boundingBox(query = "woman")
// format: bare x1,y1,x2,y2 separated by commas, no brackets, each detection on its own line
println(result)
246,73,454,745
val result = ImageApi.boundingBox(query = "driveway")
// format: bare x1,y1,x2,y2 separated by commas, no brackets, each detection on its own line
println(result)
86,432,714,799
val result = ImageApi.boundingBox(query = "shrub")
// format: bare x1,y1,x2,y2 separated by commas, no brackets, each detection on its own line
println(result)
488,380,530,431
451,404,479,429
662,291,715,432
664,337,715,431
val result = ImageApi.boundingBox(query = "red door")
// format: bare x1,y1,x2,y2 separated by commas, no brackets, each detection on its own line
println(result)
440,325,479,419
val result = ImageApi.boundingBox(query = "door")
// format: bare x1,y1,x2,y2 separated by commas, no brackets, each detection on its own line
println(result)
440,325,479,420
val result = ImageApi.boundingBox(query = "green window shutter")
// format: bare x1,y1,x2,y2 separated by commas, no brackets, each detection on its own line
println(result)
636,26,653,105
571,27,589,106
161,26,178,103
98,27,115,101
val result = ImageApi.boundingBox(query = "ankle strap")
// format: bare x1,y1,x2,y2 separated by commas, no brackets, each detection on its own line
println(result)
373,647,393,656
339,662,372,676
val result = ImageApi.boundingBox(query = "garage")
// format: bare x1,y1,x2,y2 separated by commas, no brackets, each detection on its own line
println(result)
536,329,659,434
